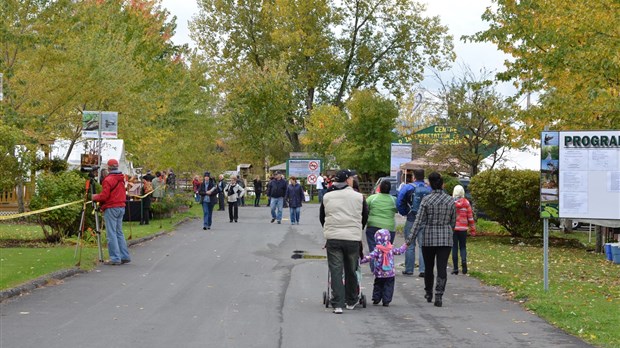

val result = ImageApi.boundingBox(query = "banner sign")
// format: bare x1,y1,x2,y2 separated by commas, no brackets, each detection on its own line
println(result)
287,159,322,184
82,111,118,139
100,111,118,138
390,143,412,178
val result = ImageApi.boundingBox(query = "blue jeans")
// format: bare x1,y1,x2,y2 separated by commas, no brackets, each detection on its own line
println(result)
403,218,425,274
289,207,300,224
326,239,360,309
365,226,395,272
202,201,214,228
194,193,200,203
318,189,326,203
270,197,284,221
104,207,130,263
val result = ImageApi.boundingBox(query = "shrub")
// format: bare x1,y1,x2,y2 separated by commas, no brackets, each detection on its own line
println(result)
469,169,541,237
29,171,87,243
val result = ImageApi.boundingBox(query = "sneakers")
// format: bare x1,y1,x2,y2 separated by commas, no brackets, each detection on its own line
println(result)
277,221,281,224
103,260,121,266
345,303,357,310
402,271,414,276
333,307,343,314
121,259,131,264
271,219,275,223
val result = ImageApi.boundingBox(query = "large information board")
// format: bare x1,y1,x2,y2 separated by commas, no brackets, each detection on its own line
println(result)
557,130,620,219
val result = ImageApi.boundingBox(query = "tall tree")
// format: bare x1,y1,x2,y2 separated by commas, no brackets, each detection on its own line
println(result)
466,0,620,141
190,0,454,153
431,69,519,177
338,89,398,178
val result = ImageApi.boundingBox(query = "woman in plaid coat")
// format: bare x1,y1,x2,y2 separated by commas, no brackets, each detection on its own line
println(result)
406,172,456,307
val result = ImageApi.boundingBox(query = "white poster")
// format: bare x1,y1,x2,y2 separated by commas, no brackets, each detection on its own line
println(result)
390,143,412,178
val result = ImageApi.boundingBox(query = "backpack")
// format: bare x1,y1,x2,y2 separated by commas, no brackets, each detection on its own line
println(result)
143,180,154,194
409,182,431,214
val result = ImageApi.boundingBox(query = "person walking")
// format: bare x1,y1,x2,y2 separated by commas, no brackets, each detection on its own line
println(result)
360,229,407,306
406,172,456,307
217,174,226,211
92,158,130,265
396,169,431,277
365,179,397,272
316,173,326,203
320,169,369,314
192,175,201,203
151,171,165,202
253,175,263,207
452,185,476,275
198,172,218,230
237,175,246,206
225,176,244,222
285,176,304,225
267,171,287,224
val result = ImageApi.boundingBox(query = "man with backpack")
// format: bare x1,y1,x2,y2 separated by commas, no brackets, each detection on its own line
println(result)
396,169,431,277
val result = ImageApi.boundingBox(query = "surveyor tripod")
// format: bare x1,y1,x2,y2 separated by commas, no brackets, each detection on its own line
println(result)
75,174,104,265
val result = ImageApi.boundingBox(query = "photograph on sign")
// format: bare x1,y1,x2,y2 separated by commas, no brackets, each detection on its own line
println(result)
82,111,100,138
558,130,620,220
540,131,559,218
100,111,119,138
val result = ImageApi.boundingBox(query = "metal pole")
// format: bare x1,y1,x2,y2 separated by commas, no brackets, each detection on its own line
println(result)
543,218,549,291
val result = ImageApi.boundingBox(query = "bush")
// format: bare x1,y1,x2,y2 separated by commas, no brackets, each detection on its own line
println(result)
29,171,87,243
469,169,541,237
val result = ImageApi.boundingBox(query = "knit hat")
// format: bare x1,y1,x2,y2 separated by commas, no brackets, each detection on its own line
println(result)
204,171,211,177
453,185,465,199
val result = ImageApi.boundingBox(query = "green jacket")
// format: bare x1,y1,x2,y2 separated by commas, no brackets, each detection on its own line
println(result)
366,193,397,231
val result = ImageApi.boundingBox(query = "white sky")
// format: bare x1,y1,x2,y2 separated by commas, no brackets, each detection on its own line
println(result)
160,0,539,169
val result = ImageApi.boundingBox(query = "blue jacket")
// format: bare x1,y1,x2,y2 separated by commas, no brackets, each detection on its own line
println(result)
396,180,427,220
285,183,305,208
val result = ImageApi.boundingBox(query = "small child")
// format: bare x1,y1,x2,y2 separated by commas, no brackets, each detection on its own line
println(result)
360,229,407,306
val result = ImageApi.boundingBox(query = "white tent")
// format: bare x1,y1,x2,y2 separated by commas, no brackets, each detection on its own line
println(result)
51,139,133,174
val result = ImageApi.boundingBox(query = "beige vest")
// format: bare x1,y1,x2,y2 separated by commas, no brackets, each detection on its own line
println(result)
322,186,364,241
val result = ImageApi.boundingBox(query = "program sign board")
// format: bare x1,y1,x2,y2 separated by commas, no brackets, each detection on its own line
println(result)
82,111,118,139
558,130,620,220
391,143,412,178
540,131,560,218
287,159,322,184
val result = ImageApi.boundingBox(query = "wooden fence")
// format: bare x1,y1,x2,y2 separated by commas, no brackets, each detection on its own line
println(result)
0,184,34,212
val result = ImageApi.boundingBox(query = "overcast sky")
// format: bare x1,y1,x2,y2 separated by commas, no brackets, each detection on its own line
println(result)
159,0,538,169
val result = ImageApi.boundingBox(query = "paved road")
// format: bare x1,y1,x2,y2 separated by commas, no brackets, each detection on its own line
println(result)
0,205,590,348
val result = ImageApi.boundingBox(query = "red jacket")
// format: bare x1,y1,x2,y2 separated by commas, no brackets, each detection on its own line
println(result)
93,172,126,210
454,197,476,234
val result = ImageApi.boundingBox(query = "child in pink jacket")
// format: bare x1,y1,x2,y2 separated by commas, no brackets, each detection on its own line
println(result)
361,229,407,306
452,185,476,275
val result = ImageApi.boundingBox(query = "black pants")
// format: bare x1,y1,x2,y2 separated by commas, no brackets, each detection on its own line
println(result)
141,197,151,224
326,239,360,309
254,193,261,207
422,246,451,294
218,193,225,211
372,276,395,304
228,201,238,221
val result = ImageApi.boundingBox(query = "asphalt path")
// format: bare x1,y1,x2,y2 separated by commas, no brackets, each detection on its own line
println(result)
0,204,591,348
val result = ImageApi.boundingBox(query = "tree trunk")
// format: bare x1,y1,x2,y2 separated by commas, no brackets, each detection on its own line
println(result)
595,225,602,253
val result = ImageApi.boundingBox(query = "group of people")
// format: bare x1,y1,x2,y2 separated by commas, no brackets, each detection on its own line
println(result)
321,169,476,313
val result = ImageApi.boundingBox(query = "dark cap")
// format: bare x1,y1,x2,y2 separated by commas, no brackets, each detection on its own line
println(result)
275,171,282,175
204,171,211,177
334,169,356,182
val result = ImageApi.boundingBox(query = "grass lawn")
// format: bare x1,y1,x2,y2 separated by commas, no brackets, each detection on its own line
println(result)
468,224,620,348
0,204,202,291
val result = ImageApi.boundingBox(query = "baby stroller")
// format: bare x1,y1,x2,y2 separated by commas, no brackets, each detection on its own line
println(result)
322,261,367,308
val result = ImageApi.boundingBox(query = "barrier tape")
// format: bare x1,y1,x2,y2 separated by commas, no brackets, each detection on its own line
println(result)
0,199,87,221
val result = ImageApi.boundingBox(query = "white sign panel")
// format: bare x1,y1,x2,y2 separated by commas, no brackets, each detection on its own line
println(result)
390,143,412,178
100,111,118,138
559,130,620,219
287,159,322,183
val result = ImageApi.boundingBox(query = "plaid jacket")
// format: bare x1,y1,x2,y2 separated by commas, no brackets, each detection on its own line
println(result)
407,189,456,247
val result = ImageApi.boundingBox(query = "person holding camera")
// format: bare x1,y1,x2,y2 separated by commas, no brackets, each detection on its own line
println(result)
92,158,131,265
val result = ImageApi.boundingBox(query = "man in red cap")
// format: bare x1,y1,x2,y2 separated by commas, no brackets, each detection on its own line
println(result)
93,158,131,265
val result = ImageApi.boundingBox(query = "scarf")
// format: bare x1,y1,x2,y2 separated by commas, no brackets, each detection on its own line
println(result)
376,242,393,271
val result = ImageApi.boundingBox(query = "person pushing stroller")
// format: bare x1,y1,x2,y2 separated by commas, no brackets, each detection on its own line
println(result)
360,229,407,306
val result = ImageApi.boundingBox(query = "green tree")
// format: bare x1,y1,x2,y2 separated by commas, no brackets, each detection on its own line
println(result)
466,0,620,141
190,0,454,151
431,69,520,176
338,89,398,178
301,104,346,167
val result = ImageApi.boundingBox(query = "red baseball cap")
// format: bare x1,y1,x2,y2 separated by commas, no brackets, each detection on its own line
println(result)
107,159,119,168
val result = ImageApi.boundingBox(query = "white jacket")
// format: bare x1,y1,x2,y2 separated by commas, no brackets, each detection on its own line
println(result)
225,183,245,203
322,186,364,242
